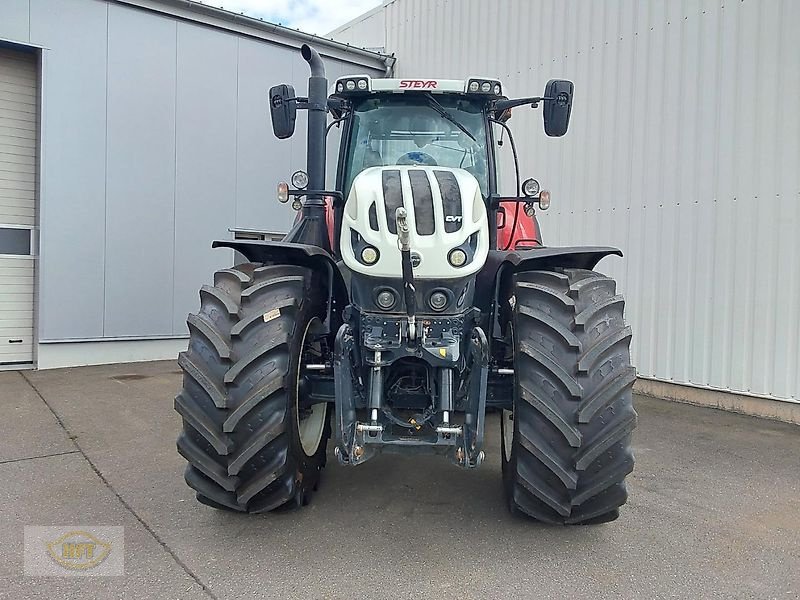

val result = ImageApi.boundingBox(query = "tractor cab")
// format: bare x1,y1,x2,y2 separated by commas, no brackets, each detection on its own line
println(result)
334,74,574,249
329,75,548,253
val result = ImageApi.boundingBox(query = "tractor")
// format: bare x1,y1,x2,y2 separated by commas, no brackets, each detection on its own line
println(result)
174,44,637,524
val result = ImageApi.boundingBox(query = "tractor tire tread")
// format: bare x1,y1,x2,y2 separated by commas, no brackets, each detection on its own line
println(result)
176,262,329,513
504,268,637,525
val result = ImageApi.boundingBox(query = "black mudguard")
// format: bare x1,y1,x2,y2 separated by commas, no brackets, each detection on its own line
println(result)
479,246,623,339
499,246,622,271
212,240,348,332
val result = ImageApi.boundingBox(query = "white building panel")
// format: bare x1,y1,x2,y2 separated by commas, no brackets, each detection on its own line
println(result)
332,0,800,402
328,5,387,53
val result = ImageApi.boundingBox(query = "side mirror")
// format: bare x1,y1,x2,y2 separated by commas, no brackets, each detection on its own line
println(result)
543,79,573,137
269,84,297,139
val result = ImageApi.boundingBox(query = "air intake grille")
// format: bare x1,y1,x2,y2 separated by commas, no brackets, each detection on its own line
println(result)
381,168,464,236
408,170,435,235
434,170,462,232
382,170,403,234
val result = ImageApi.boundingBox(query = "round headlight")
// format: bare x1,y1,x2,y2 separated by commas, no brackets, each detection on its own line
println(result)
291,170,309,189
357,79,368,90
361,246,379,264
346,80,356,91
376,289,396,310
522,178,540,197
468,81,480,92
336,82,343,93
493,83,501,95
429,291,448,311
480,81,491,92
538,190,551,210
277,181,289,203
448,248,467,267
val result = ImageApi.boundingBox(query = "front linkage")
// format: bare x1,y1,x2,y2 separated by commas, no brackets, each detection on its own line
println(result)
333,316,488,468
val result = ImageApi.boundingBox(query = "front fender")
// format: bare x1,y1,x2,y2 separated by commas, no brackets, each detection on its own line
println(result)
499,246,622,272
213,240,348,331
480,246,623,339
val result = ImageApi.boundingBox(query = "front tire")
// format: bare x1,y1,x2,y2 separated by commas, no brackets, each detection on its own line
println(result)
175,263,330,513
501,269,637,524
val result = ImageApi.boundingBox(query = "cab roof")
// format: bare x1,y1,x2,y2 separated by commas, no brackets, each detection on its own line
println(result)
332,75,504,97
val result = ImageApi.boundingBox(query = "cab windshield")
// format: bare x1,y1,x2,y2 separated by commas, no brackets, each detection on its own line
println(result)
341,95,489,197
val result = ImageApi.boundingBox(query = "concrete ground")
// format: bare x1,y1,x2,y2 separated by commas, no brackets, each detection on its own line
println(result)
1,361,798,599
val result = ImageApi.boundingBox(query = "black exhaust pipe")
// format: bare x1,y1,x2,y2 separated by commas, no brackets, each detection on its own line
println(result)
284,44,332,252
301,43,325,77
301,43,327,206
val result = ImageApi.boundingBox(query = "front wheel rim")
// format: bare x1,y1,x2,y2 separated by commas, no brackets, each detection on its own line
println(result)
297,317,327,457
502,320,515,463
299,403,327,457
502,409,514,462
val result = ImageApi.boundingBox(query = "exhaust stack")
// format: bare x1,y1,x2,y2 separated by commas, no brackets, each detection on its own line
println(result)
284,44,331,252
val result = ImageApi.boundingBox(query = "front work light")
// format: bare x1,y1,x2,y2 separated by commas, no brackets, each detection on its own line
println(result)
522,178,540,197
291,170,309,189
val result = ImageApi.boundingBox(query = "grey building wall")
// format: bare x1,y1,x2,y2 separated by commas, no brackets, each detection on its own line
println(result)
0,0,385,348
331,0,800,403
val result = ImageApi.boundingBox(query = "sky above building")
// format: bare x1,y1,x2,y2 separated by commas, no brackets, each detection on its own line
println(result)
202,0,383,35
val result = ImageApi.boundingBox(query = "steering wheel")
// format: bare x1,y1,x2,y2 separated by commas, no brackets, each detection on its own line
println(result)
396,151,438,166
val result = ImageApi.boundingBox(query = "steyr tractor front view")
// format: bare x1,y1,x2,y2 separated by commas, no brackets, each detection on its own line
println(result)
174,45,637,524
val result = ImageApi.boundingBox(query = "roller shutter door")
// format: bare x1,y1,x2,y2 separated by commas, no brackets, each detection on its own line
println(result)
0,48,37,366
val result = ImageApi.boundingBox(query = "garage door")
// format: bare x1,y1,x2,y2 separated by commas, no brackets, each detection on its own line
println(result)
0,48,37,366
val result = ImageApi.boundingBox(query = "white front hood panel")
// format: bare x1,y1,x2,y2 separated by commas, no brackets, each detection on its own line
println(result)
340,166,489,279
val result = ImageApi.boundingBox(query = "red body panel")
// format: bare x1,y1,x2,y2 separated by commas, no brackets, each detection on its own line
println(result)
496,201,542,250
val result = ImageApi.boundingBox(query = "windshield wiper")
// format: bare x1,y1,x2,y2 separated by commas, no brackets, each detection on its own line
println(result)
423,93,477,143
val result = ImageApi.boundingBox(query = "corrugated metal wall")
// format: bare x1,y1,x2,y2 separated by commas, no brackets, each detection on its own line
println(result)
332,0,800,402
0,0,384,345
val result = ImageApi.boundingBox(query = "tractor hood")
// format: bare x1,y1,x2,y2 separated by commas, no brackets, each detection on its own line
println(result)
340,166,489,279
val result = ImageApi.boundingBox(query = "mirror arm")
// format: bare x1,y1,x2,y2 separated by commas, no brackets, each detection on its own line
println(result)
493,96,555,112
286,97,308,109
493,96,561,114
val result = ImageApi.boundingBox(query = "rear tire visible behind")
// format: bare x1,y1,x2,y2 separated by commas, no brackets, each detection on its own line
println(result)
175,263,330,513
501,268,637,525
